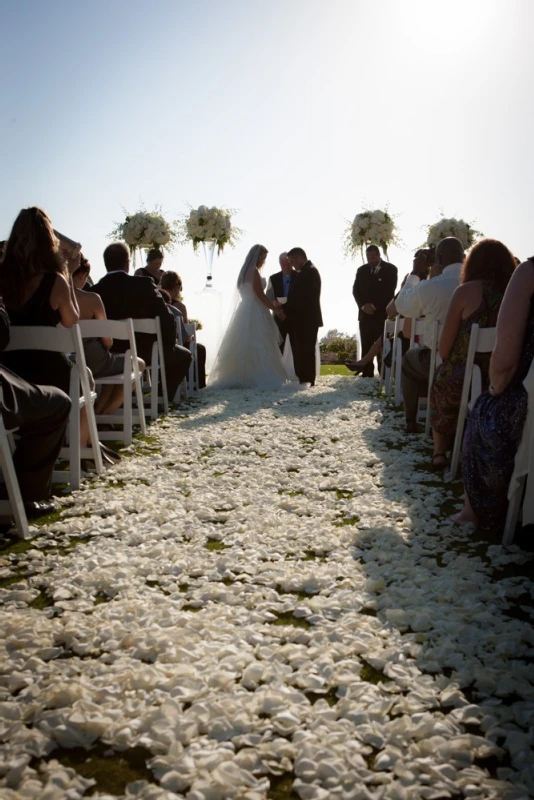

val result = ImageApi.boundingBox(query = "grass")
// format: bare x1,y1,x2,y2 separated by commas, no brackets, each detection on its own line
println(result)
320,364,353,376
360,661,389,684
271,610,312,630
46,743,154,796
268,773,299,799
204,539,228,551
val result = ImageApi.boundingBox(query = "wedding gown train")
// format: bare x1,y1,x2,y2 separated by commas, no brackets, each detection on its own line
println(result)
209,282,287,390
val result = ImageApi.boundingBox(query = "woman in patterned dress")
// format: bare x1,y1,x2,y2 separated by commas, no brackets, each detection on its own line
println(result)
429,240,515,468
454,258,534,534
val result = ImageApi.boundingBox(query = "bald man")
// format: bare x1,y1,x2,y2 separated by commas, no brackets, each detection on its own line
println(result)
266,252,295,351
393,236,465,432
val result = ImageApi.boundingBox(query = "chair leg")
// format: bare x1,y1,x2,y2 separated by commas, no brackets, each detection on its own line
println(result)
123,378,132,446
151,359,159,420
134,374,147,436
502,477,525,545
394,341,403,406
0,432,30,540
69,401,81,491
450,407,468,481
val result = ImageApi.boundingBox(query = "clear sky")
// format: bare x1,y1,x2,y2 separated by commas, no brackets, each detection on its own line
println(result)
1,0,533,337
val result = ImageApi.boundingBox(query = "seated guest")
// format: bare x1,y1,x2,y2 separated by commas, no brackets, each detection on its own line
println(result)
429,239,515,469
0,302,71,519
455,258,534,534
393,237,464,432
160,271,188,318
0,207,79,395
90,243,191,401
158,288,191,345
160,271,206,388
72,256,145,421
134,248,164,284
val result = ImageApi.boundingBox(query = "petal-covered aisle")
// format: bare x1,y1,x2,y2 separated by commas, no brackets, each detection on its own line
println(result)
1,377,533,800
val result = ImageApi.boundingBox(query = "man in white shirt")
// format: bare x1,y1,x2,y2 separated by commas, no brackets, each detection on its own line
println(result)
391,237,464,432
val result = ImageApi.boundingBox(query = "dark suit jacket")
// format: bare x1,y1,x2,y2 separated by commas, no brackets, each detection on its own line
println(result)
285,261,323,330
269,270,294,299
89,271,177,363
353,261,398,321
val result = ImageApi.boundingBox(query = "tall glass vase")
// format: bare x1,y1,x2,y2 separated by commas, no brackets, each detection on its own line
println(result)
202,241,217,288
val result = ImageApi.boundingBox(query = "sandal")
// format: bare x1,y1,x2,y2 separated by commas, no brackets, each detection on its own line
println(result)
431,453,448,470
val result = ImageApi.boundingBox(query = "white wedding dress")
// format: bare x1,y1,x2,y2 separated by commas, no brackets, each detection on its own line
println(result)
209,246,288,390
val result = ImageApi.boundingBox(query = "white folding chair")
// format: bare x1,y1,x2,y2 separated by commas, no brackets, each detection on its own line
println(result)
389,317,411,406
387,316,403,401
4,325,104,490
425,320,442,437
0,390,30,540
133,318,170,419
409,317,426,350
78,319,147,444
379,319,395,396
449,324,497,480
503,356,534,544
380,319,395,397
184,322,199,393
409,318,429,424
174,322,188,401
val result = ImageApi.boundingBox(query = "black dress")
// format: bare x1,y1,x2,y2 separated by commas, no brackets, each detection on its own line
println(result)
1,273,73,394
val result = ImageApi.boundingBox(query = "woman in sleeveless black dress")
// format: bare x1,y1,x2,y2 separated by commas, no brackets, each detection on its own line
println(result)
0,208,79,395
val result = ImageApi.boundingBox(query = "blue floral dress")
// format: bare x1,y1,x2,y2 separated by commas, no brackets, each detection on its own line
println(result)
462,262,534,534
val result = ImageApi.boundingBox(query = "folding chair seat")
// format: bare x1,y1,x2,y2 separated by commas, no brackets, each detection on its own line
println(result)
4,325,104,490
78,318,146,445
133,318,170,419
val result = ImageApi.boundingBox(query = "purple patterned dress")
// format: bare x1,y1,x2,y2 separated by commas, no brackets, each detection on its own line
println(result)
430,282,503,437
462,262,534,535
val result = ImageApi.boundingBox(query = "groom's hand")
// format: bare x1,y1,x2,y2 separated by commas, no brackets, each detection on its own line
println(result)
276,310,287,321
362,303,376,315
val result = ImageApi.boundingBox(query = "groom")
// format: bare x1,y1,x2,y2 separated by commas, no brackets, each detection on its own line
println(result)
279,247,323,387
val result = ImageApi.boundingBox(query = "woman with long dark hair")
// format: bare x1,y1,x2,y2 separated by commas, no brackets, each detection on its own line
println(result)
0,207,79,393
429,239,516,468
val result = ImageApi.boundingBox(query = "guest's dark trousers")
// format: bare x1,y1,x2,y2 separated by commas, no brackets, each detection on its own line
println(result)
290,324,319,385
195,343,207,389
164,345,192,401
359,314,385,377
401,346,431,423
0,366,71,502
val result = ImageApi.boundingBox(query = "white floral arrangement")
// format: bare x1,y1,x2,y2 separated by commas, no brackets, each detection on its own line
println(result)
345,208,397,260
110,206,179,252
426,217,482,250
184,205,240,255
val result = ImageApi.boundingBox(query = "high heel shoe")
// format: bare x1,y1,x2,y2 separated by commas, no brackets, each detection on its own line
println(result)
345,360,365,375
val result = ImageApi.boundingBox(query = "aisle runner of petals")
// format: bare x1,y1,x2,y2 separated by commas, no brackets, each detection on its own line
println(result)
1,378,533,800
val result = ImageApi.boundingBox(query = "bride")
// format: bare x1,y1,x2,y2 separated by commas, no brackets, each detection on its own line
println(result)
209,244,288,389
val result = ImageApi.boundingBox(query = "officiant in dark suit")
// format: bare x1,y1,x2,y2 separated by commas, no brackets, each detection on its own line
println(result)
353,245,397,377
266,252,294,351
280,247,322,387
89,243,191,400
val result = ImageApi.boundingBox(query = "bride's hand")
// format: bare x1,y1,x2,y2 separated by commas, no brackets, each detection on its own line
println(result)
273,299,281,308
